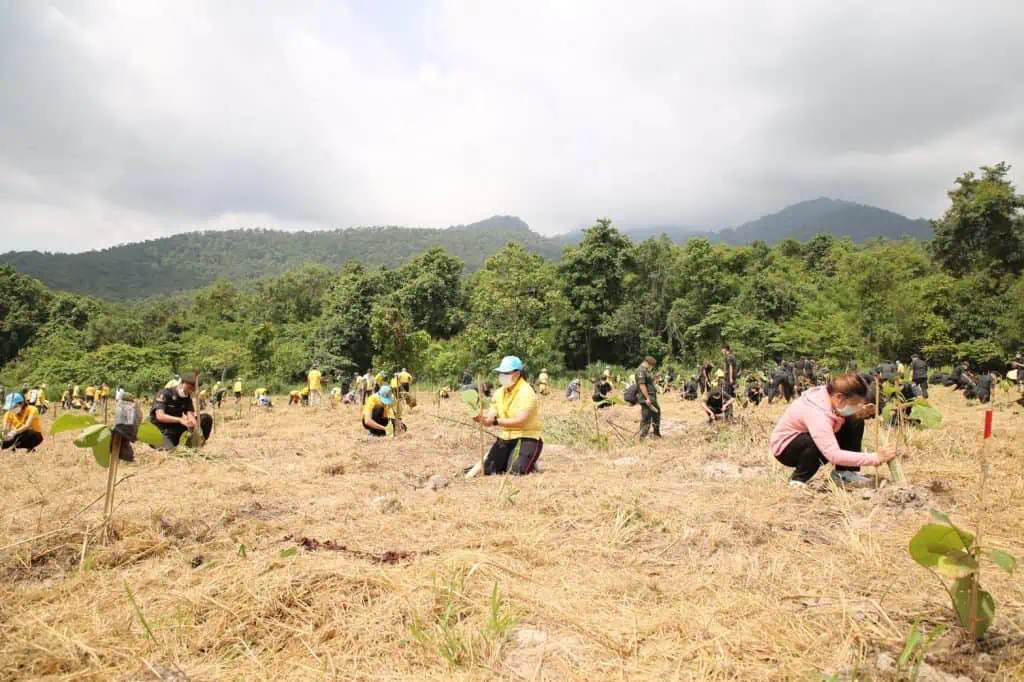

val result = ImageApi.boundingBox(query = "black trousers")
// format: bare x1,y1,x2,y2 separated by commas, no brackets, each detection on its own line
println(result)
484,437,542,475
2,431,44,451
157,414,214,450
776,418,864,483
640,401,661,437
913,378,929,399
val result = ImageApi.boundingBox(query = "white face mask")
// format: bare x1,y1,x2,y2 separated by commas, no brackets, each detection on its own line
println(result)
499,372,517,388
836,406,858,417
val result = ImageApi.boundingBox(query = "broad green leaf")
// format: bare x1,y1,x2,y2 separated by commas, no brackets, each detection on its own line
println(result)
136,423,164,447
178,431,191,448
928,510,974,548
91,428,112,468
74,423,108,448
952,577,994,640
898,620,922,667
909,524,974,568
985,549,1017,575
280,547,297,558
882,384,901,397
51,413,99,435
460,389,480,410
910,402,942,429
881,402,897,423
935,551,979,578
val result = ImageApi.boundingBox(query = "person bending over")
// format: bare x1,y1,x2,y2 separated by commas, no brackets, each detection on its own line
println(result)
362,385,400,437
770,373,895,489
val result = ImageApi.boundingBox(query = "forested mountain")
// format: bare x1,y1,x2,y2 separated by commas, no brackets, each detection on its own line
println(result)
2,199,931,300
0,216,563,300
1,164,1021,394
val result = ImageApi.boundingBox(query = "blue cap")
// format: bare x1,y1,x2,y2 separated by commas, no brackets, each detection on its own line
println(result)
5,393,24,410
378,385,394,405
494,356,524,373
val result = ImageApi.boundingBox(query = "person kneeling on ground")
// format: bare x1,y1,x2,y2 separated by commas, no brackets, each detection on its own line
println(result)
150,375,213,450
362,385,402,437
703,383,734,424
592,374,614,408
769,373,895,489
466,356,542,476
681,376,700,400
2,393,44,452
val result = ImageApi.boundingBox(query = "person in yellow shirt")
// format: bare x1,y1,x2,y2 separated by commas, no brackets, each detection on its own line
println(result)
288,389,301,406
536,368,550,396
2,393,44,451
467,356,542,476
362,385,397,437
398,369,413,393
374,371,384,393
299,385,310,406
232,378,243,406
390,374,400,391
307,364,323,406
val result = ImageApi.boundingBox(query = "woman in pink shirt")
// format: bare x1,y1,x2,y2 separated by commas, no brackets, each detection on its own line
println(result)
770,373,896,488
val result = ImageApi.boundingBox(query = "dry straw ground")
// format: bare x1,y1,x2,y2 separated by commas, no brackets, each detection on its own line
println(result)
1,386,1023,681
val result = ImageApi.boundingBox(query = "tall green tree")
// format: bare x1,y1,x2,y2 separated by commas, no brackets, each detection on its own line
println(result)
557,219,633,367
931,162,1024,277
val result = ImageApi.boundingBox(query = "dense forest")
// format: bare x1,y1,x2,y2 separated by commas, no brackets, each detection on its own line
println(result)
1,164,1020,395
3,199,932,301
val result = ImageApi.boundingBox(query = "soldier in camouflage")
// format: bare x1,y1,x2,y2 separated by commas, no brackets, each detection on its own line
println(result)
635,356,661,439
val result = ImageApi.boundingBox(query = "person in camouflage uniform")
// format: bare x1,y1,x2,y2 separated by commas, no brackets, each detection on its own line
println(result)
635,356,661,438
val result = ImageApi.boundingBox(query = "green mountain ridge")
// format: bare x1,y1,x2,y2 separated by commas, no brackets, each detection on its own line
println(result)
1,199,932,300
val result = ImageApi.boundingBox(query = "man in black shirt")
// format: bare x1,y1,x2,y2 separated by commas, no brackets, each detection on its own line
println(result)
681,377,699,400
592,375,613,408
702,383,734,424
910,353,929,398
149,375,214,450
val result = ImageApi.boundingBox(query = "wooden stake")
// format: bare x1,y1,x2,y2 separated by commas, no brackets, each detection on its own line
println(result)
476,374,486,477
191,370,205,448
873,376,882,489
970,409,994,641
103,432,122,543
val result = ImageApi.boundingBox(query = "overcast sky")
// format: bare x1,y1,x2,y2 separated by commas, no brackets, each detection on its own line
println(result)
2,1,1022,253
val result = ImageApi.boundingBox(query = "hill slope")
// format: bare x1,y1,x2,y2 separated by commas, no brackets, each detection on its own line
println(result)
0,216,563,300
711,197,933,245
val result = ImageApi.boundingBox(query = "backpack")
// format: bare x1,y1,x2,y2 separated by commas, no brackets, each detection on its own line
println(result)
623,383,640,406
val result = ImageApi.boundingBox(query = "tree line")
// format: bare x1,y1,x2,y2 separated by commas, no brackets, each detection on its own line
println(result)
1,163,1022,394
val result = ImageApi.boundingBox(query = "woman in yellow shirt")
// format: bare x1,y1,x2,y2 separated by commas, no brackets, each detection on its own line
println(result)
469,356,542,476
2,393,44,452
362,385,396,437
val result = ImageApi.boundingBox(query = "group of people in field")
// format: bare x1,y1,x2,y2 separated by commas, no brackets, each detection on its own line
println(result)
5,347,1021,491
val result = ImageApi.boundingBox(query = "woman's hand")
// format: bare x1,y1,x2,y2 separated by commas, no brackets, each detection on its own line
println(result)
876,447,897,464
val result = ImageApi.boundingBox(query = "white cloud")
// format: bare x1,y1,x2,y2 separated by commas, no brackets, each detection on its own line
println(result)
1,0,1022,252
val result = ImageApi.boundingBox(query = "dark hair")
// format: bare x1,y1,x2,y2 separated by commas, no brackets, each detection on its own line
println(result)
722,344,730,351
644,356,656,366
826,373,868,399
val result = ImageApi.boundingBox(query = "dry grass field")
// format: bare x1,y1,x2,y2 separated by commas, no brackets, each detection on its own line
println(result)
2,386,1023,681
